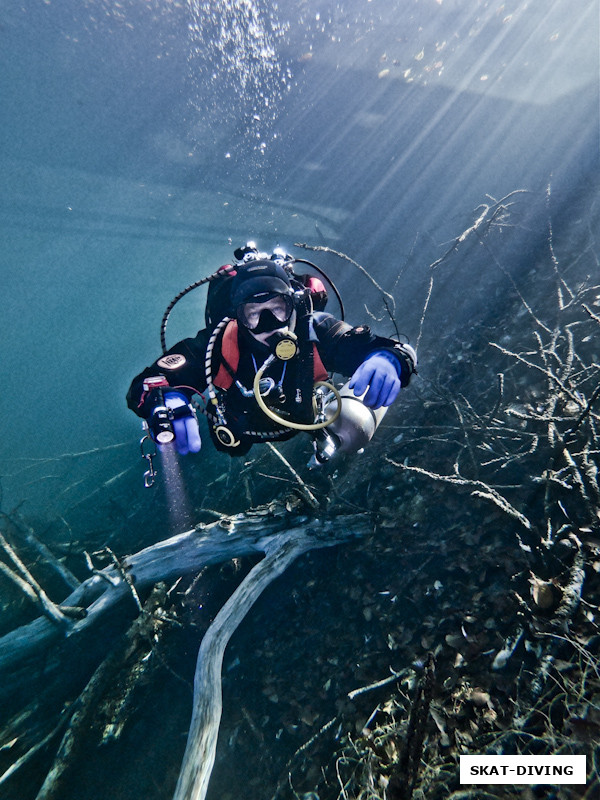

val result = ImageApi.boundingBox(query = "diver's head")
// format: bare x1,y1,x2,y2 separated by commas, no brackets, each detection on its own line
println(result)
231,260,295,345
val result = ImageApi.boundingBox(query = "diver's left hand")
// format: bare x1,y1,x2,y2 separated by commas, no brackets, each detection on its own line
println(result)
349,350,401,409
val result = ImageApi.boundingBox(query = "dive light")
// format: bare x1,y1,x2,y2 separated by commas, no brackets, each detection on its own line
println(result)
143,375,176,445
149,406,176,444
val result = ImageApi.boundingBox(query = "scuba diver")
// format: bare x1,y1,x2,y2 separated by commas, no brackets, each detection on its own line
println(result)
127,243,417,483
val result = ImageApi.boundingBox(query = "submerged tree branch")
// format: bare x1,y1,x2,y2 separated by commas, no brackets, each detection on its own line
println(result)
294,242,398,332
173,529,321,800
266,443,319,508
386,459,534,531
0,505,371,800
0,509,370,676
0,511,80,592
0,530,72,630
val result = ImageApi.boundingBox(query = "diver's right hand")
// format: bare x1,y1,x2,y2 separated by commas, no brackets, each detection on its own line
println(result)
161,391,201,455
349,351,402,409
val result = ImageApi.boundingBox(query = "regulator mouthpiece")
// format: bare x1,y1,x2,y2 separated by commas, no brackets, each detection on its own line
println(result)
270,330,298,360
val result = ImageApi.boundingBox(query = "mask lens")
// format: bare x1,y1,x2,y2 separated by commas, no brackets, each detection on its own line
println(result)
239,295,292,330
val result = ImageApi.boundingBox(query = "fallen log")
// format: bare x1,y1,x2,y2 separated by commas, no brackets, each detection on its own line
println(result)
0,507,370,676
173,530,323,800
0,503,372,799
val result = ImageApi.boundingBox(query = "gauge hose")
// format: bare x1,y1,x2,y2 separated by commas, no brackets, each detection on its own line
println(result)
252,357,342,431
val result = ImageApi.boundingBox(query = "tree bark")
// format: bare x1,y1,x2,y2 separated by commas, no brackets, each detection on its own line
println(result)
0,508,369,680
0,505,371,800
173,530,321,800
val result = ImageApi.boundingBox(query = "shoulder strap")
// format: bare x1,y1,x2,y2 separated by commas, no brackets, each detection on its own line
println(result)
312,344,328,382
213,320,240,390
214,319,328,390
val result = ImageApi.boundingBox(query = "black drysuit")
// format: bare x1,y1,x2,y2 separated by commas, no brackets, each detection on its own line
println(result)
127,311,414,455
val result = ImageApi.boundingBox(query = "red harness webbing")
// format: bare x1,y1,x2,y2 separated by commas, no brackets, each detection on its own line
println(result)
213,319,328,390
312,343,328,382
213,320,240,389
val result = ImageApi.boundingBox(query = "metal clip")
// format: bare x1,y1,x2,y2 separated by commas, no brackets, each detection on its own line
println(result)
140,434,157,488
313,385,332,424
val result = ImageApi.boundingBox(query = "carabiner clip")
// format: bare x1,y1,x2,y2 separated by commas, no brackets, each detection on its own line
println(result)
313,384,332,424
140,434,157,488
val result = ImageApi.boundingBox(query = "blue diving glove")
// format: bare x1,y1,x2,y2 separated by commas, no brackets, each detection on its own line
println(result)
161,391,201,455
348,350,402,410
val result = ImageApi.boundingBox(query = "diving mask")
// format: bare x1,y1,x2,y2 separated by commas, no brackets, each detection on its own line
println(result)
237,293,294,333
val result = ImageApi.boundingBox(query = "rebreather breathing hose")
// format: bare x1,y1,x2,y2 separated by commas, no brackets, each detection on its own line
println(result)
160,265,237,354
252,355,342,431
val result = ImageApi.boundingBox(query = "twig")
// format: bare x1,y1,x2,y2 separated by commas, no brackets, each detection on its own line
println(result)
1,511,79,591
416,191,529,350
582,303,600,326
0,560,39,603
428,191,527,272
83,550,121,587
551,533,585,631
270,716,340,800
416,274,433,352
294,242,397,330
546,181,575,306
478,236,552,335
451,399,480,476
390,652,436,799
0,442,131,476
0,531,71,629
490,343,586,409
0,715,70,789
106,547,143,613
266,442,319,508
348,668,412,700
566,381,600,437
485,373,505,422
387,459,534,531
240,706,264,744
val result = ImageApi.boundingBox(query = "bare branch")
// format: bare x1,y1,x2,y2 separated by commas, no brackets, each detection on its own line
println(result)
386,459,534,531
173,529,328,800
0,531,72,629
266,442,319,508
0,511,79,591
293,242,398,333
582,303,600,326
490,343,587,410
0,511,371,675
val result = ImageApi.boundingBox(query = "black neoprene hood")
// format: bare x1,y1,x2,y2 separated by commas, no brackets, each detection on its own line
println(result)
230,260,292,307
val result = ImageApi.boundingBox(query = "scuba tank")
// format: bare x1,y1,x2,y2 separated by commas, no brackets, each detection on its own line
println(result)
313,339,418,465
309,382,388,466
